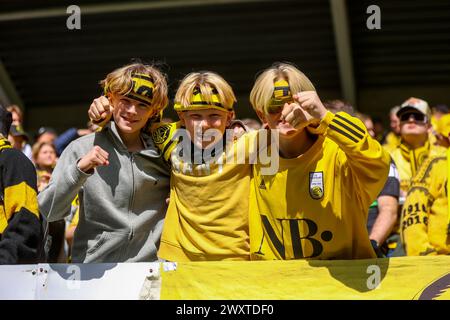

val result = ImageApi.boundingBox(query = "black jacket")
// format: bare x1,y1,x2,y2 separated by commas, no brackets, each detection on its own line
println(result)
0,138,42,264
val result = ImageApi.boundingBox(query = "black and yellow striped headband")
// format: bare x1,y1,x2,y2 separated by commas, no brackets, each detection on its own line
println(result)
174,87,233,112
104,73,155,105
267,79,293,114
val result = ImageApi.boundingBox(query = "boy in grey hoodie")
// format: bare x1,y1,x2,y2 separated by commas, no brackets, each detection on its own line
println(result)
38,63,170,263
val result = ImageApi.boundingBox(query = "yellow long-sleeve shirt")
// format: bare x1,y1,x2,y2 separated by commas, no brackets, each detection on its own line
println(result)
249,111,391,260
152,122,254,261
402,150,450,256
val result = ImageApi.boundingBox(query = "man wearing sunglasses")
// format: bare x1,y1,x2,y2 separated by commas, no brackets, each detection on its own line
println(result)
388,97,446,256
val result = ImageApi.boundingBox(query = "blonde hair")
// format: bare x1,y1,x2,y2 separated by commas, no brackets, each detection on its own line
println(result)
100,62,168,113
174,71,236,111
32,141,56,165
250,62,316,114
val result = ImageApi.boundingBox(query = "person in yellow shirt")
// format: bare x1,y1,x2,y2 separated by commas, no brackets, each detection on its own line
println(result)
390,98,445,199
402,114,450,255
152,71,254,261
388,98,446,256
248,62,391,260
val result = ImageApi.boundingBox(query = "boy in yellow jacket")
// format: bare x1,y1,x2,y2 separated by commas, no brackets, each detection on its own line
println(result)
248,63,391,260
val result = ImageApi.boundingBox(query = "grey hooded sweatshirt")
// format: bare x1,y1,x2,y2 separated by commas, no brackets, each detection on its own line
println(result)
38,121,170,263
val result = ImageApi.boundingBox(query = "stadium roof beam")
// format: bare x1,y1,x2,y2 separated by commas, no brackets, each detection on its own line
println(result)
329,0,356,106
0,0,271,22
0,59,24,109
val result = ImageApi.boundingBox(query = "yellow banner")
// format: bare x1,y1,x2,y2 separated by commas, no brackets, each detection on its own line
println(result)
161,256,450,300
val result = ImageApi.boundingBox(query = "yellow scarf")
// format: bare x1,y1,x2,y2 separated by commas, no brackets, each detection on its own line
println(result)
0,138,12,152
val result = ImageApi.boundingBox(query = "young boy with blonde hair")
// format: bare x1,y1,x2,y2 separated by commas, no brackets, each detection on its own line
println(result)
152,71,253,261
39,62,171,263
248,62,391,260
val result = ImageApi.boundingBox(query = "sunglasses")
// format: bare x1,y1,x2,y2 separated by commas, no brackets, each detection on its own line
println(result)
400,112,427,123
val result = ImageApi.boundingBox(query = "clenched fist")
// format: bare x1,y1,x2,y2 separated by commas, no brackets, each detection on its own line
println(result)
292,91,328,120
77,146,110,173
280,102,316,130
88,96,113,124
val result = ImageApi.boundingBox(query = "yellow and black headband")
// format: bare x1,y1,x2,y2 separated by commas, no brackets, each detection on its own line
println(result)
104,73,155,105
174,87,233,112
267,79,293,114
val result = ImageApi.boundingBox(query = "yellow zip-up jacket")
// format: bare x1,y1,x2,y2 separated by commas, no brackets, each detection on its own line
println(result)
402,150,450,256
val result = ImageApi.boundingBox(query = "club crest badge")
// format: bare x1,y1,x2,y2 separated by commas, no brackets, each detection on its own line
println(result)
309,172,324,200
152,124,171,145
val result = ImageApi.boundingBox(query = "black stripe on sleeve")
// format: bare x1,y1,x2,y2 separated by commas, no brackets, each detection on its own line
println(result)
331,119,364,140
334,114,366,134
329,124,359,143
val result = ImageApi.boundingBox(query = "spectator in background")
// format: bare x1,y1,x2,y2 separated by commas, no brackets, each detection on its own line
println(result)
431,104,449,125
356,112,400,257
32,142,57,193
323,99,354,115
402,113,450,256
241,118,261,131
383,106,401,153
435,114,450,148
6,105,32,159
31,141,65,262
8,124,32,159
430,104,449,144
355,112,375,137
390,98,444,199
372,116,387,144
34,127,57,144
389,97,445,256
6,105,23,126
35,126,94,157
0,104,42,264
